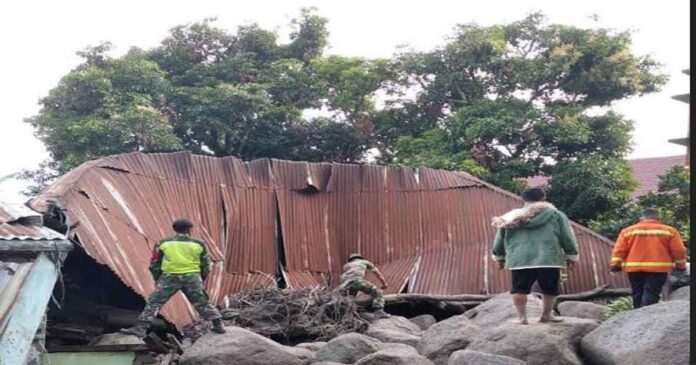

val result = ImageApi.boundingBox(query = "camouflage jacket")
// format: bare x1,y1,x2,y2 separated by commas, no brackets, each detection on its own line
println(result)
339,259,376,285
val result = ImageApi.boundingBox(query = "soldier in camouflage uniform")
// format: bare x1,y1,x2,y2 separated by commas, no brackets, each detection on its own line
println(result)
121,219,225,337
339,253,390,318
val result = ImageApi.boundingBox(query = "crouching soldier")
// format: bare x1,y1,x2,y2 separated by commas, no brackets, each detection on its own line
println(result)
339,253,390,318
121,218,226,337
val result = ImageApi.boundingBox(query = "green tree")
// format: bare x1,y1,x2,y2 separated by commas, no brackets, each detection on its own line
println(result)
379,13,665,211
590,166,691,249
25,9,391,190
26,10,668,226
27,44,181,171
546,156,638,223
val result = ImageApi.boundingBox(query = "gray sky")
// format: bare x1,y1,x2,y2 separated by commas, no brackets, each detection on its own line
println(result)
0,0,689,202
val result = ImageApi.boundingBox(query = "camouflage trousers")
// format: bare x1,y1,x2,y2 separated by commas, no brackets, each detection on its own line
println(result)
342,278,385,310
139,273,221,323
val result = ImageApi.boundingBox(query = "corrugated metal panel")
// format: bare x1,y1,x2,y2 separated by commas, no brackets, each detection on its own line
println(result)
365,257,419,294
0,224,66,241
0,203,42,225
283,270,328,289
29,151,628,328
0,201,66,241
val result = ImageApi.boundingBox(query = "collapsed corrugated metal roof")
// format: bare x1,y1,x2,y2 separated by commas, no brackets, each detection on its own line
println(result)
29,151,628,327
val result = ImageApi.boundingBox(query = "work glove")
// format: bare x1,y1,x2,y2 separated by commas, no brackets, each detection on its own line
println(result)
610,266,622,273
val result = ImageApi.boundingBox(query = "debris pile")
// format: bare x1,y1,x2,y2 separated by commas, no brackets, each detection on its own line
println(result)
179,294,690,365
219,287,371,342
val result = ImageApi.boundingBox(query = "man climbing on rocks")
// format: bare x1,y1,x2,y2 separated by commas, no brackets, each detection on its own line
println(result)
339,253,390,318
610,208,687,309
121,218,226,337
492,187,579,324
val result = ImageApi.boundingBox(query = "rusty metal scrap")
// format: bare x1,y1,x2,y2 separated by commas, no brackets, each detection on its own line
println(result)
30,151,628,327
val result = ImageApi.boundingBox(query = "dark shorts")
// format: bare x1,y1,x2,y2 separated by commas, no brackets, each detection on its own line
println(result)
510,268,560,295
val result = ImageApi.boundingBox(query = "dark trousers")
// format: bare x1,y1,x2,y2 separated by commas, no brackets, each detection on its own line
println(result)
627,272,668,309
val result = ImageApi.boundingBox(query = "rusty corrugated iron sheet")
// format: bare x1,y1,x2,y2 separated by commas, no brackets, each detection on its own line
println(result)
0,202,66,241
30,151,628,327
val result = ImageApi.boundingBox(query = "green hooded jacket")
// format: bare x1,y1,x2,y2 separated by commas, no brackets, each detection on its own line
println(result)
492,203,579,270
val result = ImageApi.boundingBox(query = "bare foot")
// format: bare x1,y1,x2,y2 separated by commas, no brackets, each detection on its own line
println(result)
518,317,529,325
539,316,564,323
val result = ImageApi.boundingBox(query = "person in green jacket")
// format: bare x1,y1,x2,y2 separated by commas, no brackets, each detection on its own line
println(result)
491,187,579,324
121,218,225,337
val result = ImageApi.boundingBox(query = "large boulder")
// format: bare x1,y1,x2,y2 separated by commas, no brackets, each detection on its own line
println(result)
313,333,382,364
377,342,419,353
180,326,313,365
557,301,607,322
410,314,437,330
466,325,581,365
355,346,434,365
416,314,484,365
366,316,423,347
447,350,526,365
668,286,690,301
492,317,598,351
581,300,690,365
464,294,542,328
296,342,326,353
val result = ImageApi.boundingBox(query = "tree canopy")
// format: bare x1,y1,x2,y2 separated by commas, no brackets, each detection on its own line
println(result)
26,10,667,224
590,166,690,250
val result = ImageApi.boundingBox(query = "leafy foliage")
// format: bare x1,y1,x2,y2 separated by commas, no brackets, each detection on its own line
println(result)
604,296,633,318
590,166,691,249
26,9,387,174
547,156,638,223
25,10,667,226
381,13,664,202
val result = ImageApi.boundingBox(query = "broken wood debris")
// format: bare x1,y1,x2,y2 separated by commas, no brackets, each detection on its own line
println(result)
220,287,370,343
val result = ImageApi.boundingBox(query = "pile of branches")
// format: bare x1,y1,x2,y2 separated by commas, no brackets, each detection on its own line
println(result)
220,287,370,342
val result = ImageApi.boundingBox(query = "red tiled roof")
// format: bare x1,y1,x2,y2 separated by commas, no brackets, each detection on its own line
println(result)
524,155,686,199
628,155,686,198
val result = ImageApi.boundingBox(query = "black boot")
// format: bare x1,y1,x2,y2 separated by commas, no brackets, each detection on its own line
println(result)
119,321,149,338
211,319,226,334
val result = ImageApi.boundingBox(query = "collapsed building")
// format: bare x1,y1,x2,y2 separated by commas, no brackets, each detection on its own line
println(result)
26,151,628,330
0,201,72,364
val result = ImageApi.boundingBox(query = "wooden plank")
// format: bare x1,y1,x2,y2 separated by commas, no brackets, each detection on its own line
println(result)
0,262,32,324
0,254,59,365
47,344,152,353
0,240,72,252
166,334,183,355
145,333,170,353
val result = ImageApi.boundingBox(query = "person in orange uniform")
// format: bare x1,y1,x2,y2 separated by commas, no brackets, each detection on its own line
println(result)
610,208,688,309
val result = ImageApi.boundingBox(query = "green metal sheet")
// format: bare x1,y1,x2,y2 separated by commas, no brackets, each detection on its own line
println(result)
0,254,58,365
47,352,135,365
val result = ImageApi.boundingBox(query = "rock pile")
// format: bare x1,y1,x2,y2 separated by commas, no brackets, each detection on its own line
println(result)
180,292,690,365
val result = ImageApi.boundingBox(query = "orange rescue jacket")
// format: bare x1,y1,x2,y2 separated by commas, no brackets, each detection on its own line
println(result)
610,219,687,273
